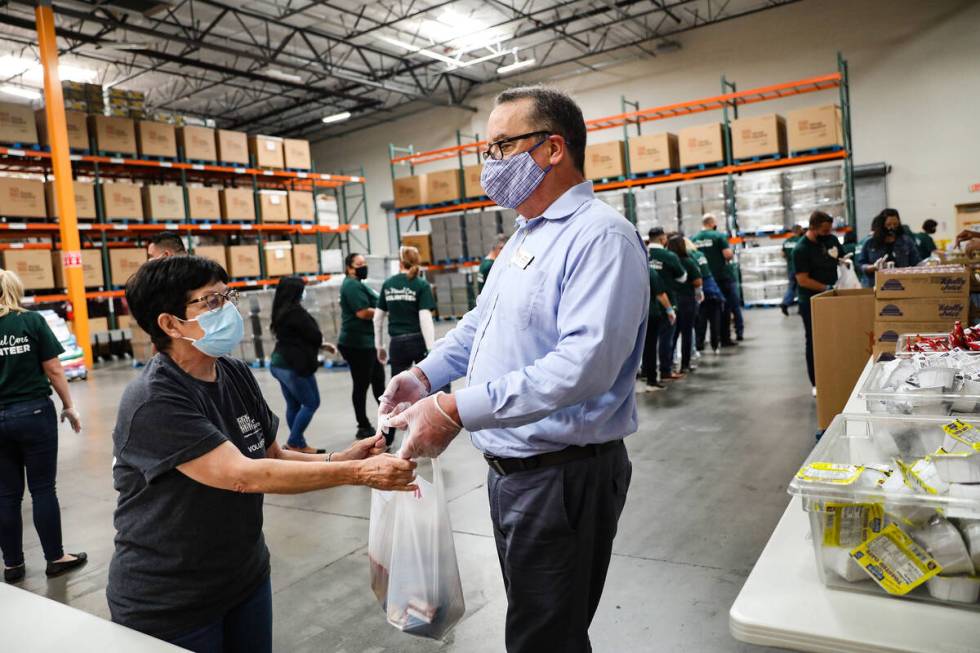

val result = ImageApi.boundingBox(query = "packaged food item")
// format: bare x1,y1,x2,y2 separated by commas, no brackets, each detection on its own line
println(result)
910,515,975,576
849,524,943,595
943,418,980,454
931,451,980,484
926,575,980,603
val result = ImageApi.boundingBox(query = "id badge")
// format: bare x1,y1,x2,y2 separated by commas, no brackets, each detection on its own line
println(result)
511,247,535,270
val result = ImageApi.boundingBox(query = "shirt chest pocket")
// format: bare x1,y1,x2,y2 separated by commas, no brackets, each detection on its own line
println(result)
495,264,545,330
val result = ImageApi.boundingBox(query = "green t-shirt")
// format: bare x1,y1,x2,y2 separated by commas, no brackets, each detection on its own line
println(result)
793,234,842,304
648,267,668,320
691,229,732,280
689,248,713,280
477,257,495,292
0,310,64,406
915,232,937,261
673,256,702,300
339,276,378,349
378,273,436,337
782,235,802,275
648,246,686,305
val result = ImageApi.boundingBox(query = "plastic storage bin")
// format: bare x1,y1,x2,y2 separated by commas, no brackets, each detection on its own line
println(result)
859,355,980,415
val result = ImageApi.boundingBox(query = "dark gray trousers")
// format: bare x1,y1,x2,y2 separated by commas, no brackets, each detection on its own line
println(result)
487,440,631,653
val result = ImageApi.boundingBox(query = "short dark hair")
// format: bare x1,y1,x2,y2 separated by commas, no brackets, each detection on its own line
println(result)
495,86,587,175
648,227,665,239
923,219,938,233
149,231,186,254
809,211,834,229
666,233,688,258
126,255,229,352
344,252,360,270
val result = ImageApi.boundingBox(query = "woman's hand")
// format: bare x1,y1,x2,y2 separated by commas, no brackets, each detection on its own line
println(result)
377,347,388,365
356,454,417,491
320,342,338,355
60,407,81,433
340,434,388,461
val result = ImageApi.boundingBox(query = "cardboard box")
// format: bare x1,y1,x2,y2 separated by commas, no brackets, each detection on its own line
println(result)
787,105,843,153
136,121,177,159
283,138,311,170
811,288,874,429
426,170,461,205
87,317,109,334
393,175,427,208
585,141,627,180
101,182,143,220
292,243,318,274
402,232,433,265
258,190,289,223
217,129,249,165
116,314,131,330
874,265,970,299
955,202,980,233
226,245,260,278
463,164,484,198
109,248,147,285
186,187,221,221
45,181,97,220
874,298,969,323
178,126,217,162
679,123,725,168
250,135,284,169
264,242,294,276
0,102,39,145
287,191,315,222
37,109,89,151
89,115,137,155
220,188,255,222
0,178,47,219
627,133,678,174
192,245,227,270
873,321,954,355
3,250,54,289
52,249,103,288
142,185,186,221
731,114,786,160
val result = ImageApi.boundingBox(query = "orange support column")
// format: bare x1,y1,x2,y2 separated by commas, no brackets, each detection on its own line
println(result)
35,0,92,368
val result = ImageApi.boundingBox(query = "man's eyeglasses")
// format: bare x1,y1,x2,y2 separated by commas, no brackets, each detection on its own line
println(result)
482,131,551,161
186,288,240,311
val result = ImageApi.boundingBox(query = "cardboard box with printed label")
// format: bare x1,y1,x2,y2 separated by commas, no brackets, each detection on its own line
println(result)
874,265,970,299
264,242,294,276
109,248,147,285
393,175,427,209
0,178,47,219
628,133,679,174
3,250,54,289
787,105,843,153
679,123,726,168
292,243,318,274
874,298,969,323
37,109,89,151
873,321,954,356
217,129,249,165
226,245,260,278
220,188,255,222
426,170,461,205
52,249,104,288
45,181,97,221
258,191,289,223
584,141,627,180
402,232,433,265
142,185,186,221
136,121,177,159
178,126,217,162
101,182,143,220
249,135,284,169
731,114,786,160
89,115,137,155
287,191,315,222
0,102,39,145
283,138,311,170
186,187,221,221
192,245,227,271
463,164,484,198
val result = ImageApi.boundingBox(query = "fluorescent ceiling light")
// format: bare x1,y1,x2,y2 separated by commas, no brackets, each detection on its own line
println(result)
263,67,303,84
497,57,536,75
0,84,42,100
322,111,351,124
419,9,511,55
0,56,96,83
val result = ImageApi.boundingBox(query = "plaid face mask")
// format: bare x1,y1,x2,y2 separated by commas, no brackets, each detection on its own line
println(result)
480,139,551,209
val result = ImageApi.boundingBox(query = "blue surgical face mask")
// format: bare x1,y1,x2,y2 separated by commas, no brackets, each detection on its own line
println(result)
178,301,244,358
480,138,551,209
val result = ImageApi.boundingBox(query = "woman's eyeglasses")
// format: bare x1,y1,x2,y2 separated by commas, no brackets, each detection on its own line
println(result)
185,288,240,311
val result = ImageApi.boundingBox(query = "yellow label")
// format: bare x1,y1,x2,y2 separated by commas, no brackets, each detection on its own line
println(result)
796,462,863,485
849,524,942,595
823,503,885,547
943,418,973,438
944,420,980,452
896,458,947,495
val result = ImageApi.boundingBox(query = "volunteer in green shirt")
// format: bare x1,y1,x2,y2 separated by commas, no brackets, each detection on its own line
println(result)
690,241,725,354
648,227,687,381
793,211,842,391
692,213,742,345
779,224,805,316
338,253,386,439
0,268,87,584
667,234,703,374
641,266,674,391
915,219,939,261
477,234,508,293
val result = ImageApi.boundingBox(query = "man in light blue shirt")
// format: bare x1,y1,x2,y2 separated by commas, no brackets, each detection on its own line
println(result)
383,87,649,653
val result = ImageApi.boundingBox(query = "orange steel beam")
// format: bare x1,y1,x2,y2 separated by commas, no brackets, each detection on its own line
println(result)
36,0,93,368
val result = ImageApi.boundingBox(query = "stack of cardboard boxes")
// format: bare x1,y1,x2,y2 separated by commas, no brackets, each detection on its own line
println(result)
61,82,104,115
0,102,39,147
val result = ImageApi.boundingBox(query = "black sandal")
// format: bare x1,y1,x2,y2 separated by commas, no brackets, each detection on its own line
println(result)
46,552,88,578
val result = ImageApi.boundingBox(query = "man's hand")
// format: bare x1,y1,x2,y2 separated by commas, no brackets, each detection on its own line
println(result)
340,434,388,461
377,348,388,365
666,308,677,325
378,368,430,417
60,407,81,433
390,393,462,460
356,454,418,491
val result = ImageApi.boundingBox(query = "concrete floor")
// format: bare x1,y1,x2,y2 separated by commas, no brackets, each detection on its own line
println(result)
8,308,817,652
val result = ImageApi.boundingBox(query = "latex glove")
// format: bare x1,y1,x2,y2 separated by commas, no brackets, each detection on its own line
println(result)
389,393,462,460
666,309,677,325
873,255,889,270
60,408,81,433
377,347,388,365
694,288,705,304
378,369,429,417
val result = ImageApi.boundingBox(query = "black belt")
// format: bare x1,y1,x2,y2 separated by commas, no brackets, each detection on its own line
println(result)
484,440,623,476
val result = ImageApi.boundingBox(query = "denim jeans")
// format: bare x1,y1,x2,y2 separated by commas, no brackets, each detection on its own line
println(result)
718,277,744,341
0,397,64,567
695,296,723,350
657,317,677,376
671,295,697,371
781,267,799,308
166,576,272,653
269,366,320,449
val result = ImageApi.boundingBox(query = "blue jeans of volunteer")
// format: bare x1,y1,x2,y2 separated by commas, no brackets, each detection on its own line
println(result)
780,267,798,308
0,397,65,567
671,295,697,371
718,277,744,342
167,576,272,653
657,314,677,377
269,365,320,449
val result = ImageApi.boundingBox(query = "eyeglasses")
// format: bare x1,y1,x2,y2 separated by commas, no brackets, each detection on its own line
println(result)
482,131,551,161
185,288,240,312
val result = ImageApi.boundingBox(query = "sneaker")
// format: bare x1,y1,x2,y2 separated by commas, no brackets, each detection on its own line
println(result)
355,426,375,439
780,304,789,316
644,383,663,392
712,347,720,355
812,387,817,397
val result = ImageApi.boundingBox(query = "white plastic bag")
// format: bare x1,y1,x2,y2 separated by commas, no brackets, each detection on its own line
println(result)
368,458,465,639
836,259,862,289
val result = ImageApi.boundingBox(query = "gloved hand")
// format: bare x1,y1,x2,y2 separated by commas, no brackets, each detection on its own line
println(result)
389,393,462,460
377,347,388,365
873,255,889,270
60,407,81,433
378,369,429,417
666,308,677,325
694,288,705,304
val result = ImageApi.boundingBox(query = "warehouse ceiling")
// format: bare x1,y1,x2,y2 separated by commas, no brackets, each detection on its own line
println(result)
0,0,799,141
